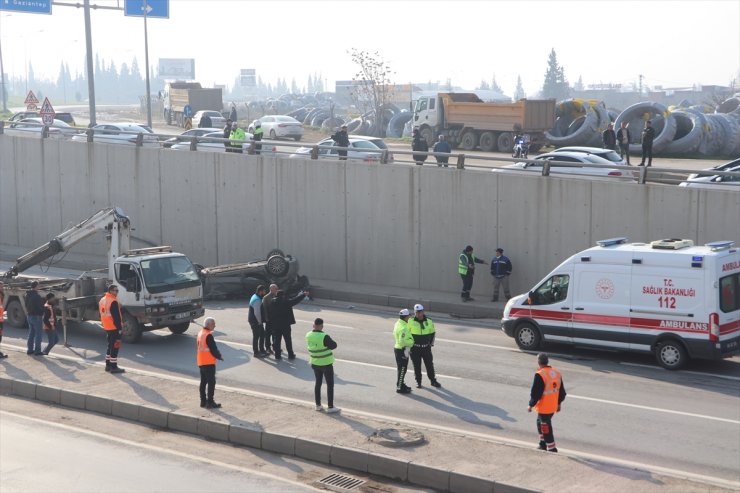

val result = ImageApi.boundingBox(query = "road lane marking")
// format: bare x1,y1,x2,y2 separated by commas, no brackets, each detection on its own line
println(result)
0,410,323,491
295,319,357,330
620,362,740,382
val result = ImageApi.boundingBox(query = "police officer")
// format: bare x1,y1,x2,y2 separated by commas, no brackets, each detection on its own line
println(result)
306,318,340,413
459,245,486,302
528,352,566,452
252,120,263,155
98,284,125,374
408,304,441,389
197,317,223,409
229,122,246,154
394,308,414,394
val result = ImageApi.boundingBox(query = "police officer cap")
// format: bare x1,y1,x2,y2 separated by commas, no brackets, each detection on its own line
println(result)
413,304,424,311
399,308,410,316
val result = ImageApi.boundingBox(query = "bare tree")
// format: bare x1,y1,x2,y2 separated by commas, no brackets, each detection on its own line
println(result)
349,48,395,136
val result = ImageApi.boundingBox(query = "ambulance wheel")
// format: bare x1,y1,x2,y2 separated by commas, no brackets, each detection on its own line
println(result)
655,340,687,370
515,323,541,350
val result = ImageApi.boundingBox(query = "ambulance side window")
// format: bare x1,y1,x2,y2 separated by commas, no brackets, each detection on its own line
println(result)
531,275,570,305
720,273,739,313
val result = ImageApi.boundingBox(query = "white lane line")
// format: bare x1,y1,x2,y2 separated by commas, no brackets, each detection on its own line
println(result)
295,319,357,330
0,410,323,492
620,362,740,382
5,347,739,490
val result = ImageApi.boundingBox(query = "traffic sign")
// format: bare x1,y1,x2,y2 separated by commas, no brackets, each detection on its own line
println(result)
41,114,54,125
124,0,169,18
0,0,52,14
183,105,193,118
24,90,39,106
39,97,55,123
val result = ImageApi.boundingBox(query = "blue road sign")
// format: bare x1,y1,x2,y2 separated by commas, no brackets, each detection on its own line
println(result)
183,105,193,118
124,0,168,18
0,0,52,14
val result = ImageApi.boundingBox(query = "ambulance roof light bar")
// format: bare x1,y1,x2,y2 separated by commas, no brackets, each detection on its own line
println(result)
596,237,629,247
705,240,735,251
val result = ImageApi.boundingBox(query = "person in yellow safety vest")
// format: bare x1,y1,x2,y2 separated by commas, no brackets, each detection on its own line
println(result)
306,318,340,413
229,123,246,154
408,304,441,389
197,317,224,409
394,308,415,394
528,352,567,453
459,245,486,302
98,284,125,374
252,120,263,155
0,282,7,359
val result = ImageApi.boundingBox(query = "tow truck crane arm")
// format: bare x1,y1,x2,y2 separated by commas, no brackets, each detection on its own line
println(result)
2,207,131,279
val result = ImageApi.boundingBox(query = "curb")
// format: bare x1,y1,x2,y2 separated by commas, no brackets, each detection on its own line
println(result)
0,376,538,493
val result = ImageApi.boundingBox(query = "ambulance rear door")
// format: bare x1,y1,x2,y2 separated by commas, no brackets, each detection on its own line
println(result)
571,263,631,350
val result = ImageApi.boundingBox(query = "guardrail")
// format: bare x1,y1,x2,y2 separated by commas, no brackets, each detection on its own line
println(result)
2,119,738,187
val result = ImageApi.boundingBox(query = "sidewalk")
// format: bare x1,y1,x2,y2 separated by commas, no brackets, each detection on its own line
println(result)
1,348,734,493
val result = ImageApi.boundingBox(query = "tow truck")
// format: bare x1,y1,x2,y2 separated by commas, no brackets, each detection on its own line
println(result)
1,207,205,343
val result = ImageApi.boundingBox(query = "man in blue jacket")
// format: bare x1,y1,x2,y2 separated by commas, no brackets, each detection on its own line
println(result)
248,285,267,357
490,248,513,302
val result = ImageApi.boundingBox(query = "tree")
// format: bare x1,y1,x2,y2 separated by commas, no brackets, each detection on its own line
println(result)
491,74,503,94
541,48,570,100
477,79,490,90
349,48,394,136
514,75,525,100
574,75,584,92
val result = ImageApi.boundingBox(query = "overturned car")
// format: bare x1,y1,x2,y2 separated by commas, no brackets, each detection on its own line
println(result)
197,249,309,299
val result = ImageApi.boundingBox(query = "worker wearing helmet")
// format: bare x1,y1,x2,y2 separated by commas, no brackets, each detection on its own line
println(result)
252,120,263,155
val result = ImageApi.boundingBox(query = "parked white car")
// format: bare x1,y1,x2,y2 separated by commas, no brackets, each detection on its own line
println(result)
493,152,632,179
163,128,221,148
5,118,78,139
70,123,159,147
249,115,304,141
192,110,226,129
679,161,740,190
289,135,392,163
170,131,275,154
553,146,628,166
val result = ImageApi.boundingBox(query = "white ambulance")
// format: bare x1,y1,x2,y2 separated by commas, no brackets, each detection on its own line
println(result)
501,238,740,369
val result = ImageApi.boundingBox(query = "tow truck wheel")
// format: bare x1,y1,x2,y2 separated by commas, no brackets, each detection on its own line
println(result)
266,255,290,277
168,322,190,335
6,299,27,328
515,322,541,350
655,340,687,370
266,249,285,259
122,312,143,344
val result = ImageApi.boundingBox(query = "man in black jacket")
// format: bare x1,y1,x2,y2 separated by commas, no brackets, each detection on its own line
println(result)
199,112,212,128
331,125,350,160
25,281,45,355
616,121,631,165
638,120,656,167
412,129,429,165
267,289,309,360
602,123,617,151
223,120,233,152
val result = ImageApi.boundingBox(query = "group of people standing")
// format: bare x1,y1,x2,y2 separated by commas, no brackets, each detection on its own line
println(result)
602,119,656,167
15,281,61,358
411,129,452,167
458,245,513,302
222,119,263,154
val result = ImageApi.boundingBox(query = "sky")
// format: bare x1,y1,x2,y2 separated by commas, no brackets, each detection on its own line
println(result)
0,0,738,97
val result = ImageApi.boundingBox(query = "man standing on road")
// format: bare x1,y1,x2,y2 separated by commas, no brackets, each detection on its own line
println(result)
197,317,223,409
394,309,414,394
261,284,278,355
25,281,45,356
42,293,59,355
638,120,655,167
602,122,617,151
267,289,309,360
459,245,486,302
408,304,441,389
617,121,631,165
98,284,125,373
331,125,350,160
528,352,566,453
248,285,267,357
433,134,452,167
223,120,233,152
490,248,513,302
0,282,7,358
306,318,340,413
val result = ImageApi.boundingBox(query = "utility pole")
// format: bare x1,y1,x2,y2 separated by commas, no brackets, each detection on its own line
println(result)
0,36,7,112
638,74,644,97
143,0,152,129
83,0,97,126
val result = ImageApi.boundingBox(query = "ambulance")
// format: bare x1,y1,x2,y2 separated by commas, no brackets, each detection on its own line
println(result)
501,238,740,369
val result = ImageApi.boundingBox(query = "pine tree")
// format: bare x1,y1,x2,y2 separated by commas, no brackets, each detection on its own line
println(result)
574,75,584,91
514,75,525,100
478,79,490,90
541,48,569,100
491,74,503,93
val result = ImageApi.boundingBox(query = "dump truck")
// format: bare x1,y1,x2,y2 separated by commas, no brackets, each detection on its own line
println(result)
413,93,556,153
162,81,223,128
1,207,205,343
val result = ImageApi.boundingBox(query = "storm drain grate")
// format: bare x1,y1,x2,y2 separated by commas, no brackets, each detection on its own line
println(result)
317,473,366,491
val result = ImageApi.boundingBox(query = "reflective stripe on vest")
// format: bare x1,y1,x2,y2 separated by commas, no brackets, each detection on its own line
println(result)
98,292,122,331
196,328,217,366
458,252,475,275
534,367,562,414
306,331,334,366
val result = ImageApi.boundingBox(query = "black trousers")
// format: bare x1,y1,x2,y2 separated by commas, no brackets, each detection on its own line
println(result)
394,348,409,389
641,144,653,166
410,345,435,384
105,329,122,368
199,364,216,402
312,364,334,407
250,321,265,353
272,325,294,357
460,273,474,299
537,413,557,450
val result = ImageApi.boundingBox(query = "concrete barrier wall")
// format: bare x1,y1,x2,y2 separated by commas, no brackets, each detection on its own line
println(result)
1,135,738,298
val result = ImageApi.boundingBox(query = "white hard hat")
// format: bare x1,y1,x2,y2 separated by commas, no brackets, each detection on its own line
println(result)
399,308,410,316
255,120,262,126
413,304,424,312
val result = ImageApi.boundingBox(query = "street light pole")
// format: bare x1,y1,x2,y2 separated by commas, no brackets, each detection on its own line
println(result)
143,0,152,129
0,37,7,112
83,0,97,125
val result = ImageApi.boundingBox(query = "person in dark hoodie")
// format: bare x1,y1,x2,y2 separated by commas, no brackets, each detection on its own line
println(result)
25,281,45,355
412,128,429,165
266,289,309,360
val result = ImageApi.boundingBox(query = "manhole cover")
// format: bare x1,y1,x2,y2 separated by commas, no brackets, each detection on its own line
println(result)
316,473,366,491
368,428,426,447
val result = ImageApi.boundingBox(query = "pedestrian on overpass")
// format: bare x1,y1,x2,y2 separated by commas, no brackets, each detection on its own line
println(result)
230,123,246,154
331,125,350,160
261,284,278,355
528,352,566,453
199,112,212,129
432,135,452,167
306,318,340,413
197,317,223,409
266,289,308,360
412,128,429,165
249,285,267,357
42,293,60,355
394,309,414,394
252,120,263,155
223,120,233,152
98,284,125,374
408,304,441,389
459,245,486,302
0,282,7,358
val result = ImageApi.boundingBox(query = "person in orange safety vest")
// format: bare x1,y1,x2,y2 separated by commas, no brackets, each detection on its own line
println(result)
197,317,223,409
528,352,566,453
99,284,125,374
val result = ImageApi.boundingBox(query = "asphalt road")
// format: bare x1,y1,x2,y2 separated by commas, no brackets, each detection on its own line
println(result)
2,297,738,486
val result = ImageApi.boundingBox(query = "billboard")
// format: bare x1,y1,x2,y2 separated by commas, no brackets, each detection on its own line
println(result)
158,58,195,79
240,69,256,87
